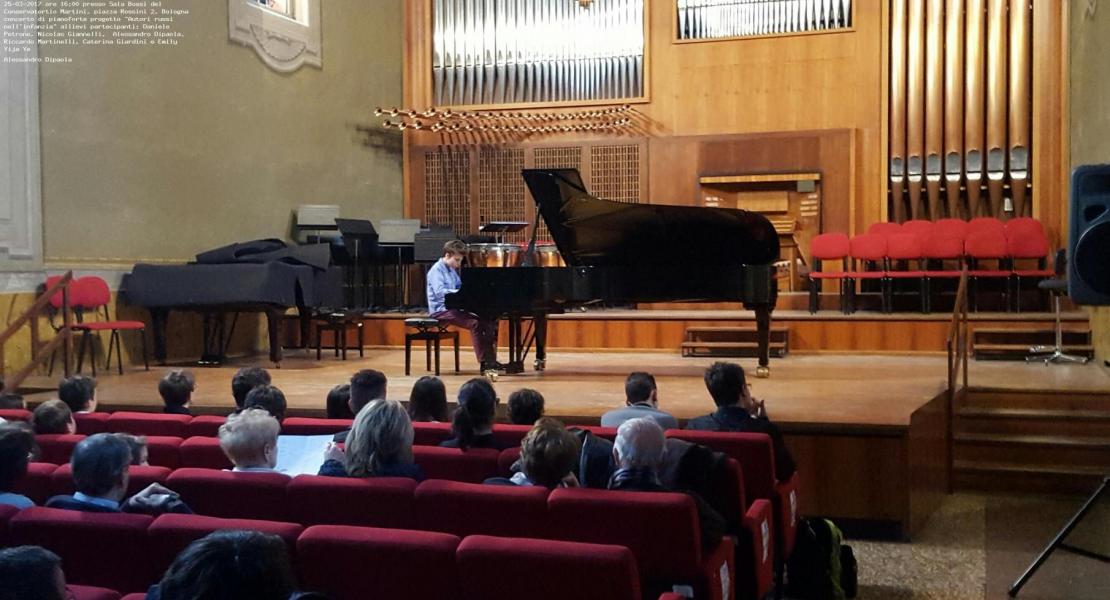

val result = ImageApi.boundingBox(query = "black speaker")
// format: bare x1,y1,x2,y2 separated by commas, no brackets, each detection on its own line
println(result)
1069,165,1110,305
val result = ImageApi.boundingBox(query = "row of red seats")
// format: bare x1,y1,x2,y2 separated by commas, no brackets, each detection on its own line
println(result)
0,505,689,600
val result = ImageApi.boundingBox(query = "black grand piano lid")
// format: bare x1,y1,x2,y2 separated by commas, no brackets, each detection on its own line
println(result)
521,168,780,268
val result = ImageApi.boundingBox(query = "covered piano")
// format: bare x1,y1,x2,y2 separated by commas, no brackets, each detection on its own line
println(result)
446,168,780,376
123,240,342,365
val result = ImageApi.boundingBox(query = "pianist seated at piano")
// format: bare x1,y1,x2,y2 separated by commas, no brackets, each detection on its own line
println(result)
426,240,502,373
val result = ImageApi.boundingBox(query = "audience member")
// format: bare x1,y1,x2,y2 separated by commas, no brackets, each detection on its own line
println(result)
0,425,35,509
325,384,354,420
507,388,545,425
146,530,298,600
45,433,191,515
158,369,195,416
58,375,97,413
609,418,724,550
333,369,387,442
243,385,287,423
319,399,424,481
441,378,512,451
31,399,76,435
0,546,68,600
218,408,283,474
113,433,149,466
486,418,579,488
231,367,271,410
600,371,678,430
0,393,25,410
408,375,448,422
687,361,796,481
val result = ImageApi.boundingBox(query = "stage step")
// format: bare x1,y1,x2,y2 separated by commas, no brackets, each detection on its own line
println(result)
680,326,790,358
952,460,1107,494
955,407,1110,438
971,327,1093,361
961,389,1110,412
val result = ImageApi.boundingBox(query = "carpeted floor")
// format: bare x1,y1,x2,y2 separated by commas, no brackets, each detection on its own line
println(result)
847,489,1110,599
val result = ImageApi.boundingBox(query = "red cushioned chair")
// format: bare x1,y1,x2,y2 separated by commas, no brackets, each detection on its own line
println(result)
139,436,184,469
147,513,303,580
106,412,191,438
50,464,171,499
11,462,58,505
1004,216,1045,237
968,216,1005,236
67,585,122,600
412,446,501,483
0,408,31,422
286,474,418,529
901,219,936,241
166,468,290,521
281,417,353,436
922,233,966,313
548,488,735,600
571,425,619,441
490,424,533,448
184,415,226,437
965,229,1012,312
10,507,157,593
497,447,522,477
35,434,86,465
69,276,148,376
73,412,110,435
935,218,969,242
412,421,454,446
0,503,17,546
415,479,550,539
847,233,889,313
1007,229,1055,312
708,458,775,600
807,233,852,314
866,221,903,237
884,233,927,313
457,535,642,600
178,436,233,469
297,525,462,600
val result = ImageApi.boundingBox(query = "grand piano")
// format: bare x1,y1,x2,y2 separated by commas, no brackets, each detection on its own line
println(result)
446,168,780,376
123,240,343,366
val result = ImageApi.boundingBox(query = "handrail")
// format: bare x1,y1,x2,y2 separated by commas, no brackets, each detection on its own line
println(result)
0,271,74,392
945,270,970,494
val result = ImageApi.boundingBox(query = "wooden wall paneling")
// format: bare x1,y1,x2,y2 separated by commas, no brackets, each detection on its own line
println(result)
908,391,950,536
1032,0,1067,246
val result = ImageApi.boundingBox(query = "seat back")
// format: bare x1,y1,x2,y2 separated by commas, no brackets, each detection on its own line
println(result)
457,535,641,600
281,417,353,435
166,468,290,521
45,275,68,309
866,221,903,237
490,424,532,448
142,436,184,469
11,462,58,504
10,507,156,593
968,216,1005,236
74,412,110,434
178,436,233,469
297,525,462,600
286,474,418,529
1006,228,1050,260
497,447,521,476
147,513,303,581
849,233,888,263
901,219,936,240
107,412,191,437
184,414,226,437
412,421,453,446
35,433,86,464
412,446,500,483
0,503,19,547
1004,216,1044,237
50,464,171,498
965,229,1008,260
922,233,965,260
885,233,924,261
667,430,777,503
547,487,702,578
809,232,850,260
935,218,969,241
73,276,112,310
0,408,31,422
415,479,550,538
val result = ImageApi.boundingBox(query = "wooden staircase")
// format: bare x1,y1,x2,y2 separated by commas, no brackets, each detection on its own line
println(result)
953,388,1110,494
972,327,1094,361
680,326,789,358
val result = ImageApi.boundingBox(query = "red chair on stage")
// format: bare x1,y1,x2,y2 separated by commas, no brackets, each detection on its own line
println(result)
935,218,969,242
866,221,903,237
847,234,889,313
69,276,148,376
922,233,966,313
965,228,1012,311
901,219,936,242
807,233,852,314
884,233,927,313
968,216,1005,236
1007,227,1055,312
1004,216,1045,237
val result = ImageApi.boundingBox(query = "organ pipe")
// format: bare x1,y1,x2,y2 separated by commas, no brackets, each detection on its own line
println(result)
890,0,909,223
944,0,965,218
985,0,1008,217
1008,0,1031,217
906,0,926,220
924,0,945,220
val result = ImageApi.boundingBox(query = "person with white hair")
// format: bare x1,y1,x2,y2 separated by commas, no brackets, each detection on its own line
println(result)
608,418,725,550
218,408,284,475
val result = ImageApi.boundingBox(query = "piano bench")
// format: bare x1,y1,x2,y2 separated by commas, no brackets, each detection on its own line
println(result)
404,318,460,376
314,313,365,361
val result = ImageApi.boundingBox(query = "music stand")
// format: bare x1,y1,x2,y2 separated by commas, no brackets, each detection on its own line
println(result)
335,218,379,310
1008,476,1110,596
479,221,529,244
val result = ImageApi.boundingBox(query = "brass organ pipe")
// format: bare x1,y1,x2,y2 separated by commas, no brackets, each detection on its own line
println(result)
985,0,1008,217
924,0,945,221
906,0,927,220
964,0,986,217
944,0,966,218
1008,0,1031,217
890,0,909,223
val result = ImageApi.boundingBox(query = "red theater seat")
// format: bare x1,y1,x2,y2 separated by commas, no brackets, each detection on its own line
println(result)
571,425,618,441
282,417,353,435
185,415,226,437
0,408,31,421
415,479,550,539
711,459,775,600
497,447,521,476
10,507,157,593
412,421,453,446
297,525,461,600
548,487,734,600
11,462,58,504
166,468,290,521
35,434,85,465
286,474,417,529
178,436,232,469
412,446,500,483
490,424,532,448
50,464,171,498
68,585,122,600
107,412,191,437
74,412,110,434
147,513,303,579
457,535,641,600
142,436,184,469
0,503,20,546
808,232,852,314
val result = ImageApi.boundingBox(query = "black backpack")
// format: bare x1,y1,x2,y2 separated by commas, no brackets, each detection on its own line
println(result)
786,518,857,600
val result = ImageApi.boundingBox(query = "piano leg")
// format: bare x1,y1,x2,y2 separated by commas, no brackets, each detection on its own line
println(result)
753,303,773,378
265,309,284,366
150,308,169,365
534,314,547,371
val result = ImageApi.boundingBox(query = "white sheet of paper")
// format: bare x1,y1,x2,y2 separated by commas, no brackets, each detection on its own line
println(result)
275,434,333,477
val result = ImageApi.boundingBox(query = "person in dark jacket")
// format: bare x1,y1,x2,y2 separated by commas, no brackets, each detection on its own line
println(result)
686,361,796,481
318,399,424,481
0,546,69,600
440,378,513,451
